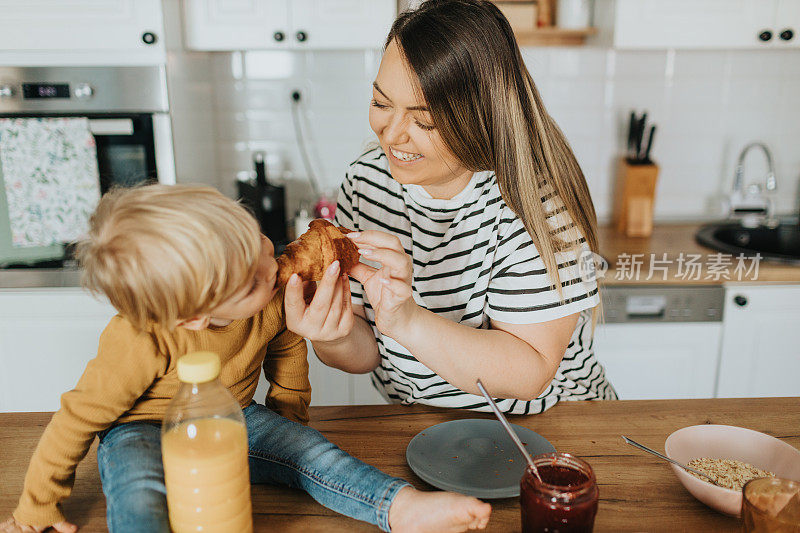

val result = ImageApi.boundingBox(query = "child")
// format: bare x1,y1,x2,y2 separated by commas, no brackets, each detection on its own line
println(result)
0,185,490,533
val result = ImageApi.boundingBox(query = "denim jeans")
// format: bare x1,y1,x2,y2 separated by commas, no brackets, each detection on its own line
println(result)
97,402,409,532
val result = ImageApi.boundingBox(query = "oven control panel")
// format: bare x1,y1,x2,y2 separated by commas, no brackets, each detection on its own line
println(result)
0,66,167,113
0,82,94,101
601,286,725,323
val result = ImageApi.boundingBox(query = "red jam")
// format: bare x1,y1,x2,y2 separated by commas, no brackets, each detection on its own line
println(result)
520,453,599,533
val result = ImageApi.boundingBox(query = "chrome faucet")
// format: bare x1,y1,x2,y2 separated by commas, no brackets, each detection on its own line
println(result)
727,142,777,228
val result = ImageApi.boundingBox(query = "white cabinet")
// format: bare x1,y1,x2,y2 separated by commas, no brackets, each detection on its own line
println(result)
183,0,290,50
595,322,722,400
594,0,800,49
776,0,800,45
183,0,396,50
0,288,386,413
0,289,117,413
717,285,800,398
289,0,395,50
0,0,166,65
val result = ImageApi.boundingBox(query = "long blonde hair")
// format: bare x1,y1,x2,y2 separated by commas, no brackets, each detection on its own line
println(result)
76,184,261,330
388,0,599,296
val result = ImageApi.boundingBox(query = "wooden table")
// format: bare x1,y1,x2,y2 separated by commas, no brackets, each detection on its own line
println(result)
2,398,798,532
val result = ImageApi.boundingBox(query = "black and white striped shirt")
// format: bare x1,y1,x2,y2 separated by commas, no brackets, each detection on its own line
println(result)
335,147,615,414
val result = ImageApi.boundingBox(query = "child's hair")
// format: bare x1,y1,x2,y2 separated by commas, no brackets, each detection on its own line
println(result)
75,184,262,331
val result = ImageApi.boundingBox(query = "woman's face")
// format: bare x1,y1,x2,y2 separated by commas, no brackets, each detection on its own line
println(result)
369,40,472,200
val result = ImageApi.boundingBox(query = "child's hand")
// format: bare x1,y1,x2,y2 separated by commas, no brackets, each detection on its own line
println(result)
284,261,355,344
0,517,77,533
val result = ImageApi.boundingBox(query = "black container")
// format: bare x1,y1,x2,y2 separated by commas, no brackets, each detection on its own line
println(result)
237,152,288,247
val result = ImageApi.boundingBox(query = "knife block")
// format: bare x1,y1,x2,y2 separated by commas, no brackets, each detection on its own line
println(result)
613,158,659,237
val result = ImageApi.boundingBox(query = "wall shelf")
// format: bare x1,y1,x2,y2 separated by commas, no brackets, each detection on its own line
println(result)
514,27,597,46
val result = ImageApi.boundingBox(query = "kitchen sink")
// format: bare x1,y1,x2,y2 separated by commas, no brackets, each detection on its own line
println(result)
695,220,800,264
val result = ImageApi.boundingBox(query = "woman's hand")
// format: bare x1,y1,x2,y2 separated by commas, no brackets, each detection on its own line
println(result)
347,231,420,339
0,517,77,533
284,261,355,344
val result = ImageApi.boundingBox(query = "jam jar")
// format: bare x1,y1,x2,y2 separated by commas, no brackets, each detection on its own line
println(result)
520,453,599,533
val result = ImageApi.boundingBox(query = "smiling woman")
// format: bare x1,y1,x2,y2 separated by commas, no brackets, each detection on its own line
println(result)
283,0,616,415
368,59,475,199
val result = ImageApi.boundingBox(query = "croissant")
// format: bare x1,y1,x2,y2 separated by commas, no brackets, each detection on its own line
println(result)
276,219,360,287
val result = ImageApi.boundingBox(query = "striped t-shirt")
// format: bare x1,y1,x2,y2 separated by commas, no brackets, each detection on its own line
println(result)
335,147,615,414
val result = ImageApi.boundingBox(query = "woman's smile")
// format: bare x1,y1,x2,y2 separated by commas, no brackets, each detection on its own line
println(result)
388,146,424,163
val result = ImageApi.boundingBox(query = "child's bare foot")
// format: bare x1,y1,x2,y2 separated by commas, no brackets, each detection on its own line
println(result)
388,486,491,533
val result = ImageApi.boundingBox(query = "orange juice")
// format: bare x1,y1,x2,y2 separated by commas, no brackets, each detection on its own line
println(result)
162,418,252,533
162,352,253,533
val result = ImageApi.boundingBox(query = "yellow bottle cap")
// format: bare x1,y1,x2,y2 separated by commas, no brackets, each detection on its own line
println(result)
177,351,221,384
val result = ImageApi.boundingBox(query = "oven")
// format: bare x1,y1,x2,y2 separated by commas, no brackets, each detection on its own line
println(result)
0,66,175,268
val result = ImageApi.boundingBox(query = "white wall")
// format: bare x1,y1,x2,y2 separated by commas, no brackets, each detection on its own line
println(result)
526,47,800,222
163,0,220,189
169,46,800,223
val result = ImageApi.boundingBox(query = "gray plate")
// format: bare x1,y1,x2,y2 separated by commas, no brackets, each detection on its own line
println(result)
406,419,555,499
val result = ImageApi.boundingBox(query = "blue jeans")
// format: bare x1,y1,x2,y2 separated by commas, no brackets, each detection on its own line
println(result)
97,403,409,532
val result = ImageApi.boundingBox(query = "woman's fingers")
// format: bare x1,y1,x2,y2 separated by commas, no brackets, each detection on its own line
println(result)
284,264,357,342
320,273,344,333
283,263,339,332
348,230,412,282
341,274,353,324
348,230,405,253
305,261,341,322
357,247,412,281
378,271,413,301
349,262,378,284
283,274,308,327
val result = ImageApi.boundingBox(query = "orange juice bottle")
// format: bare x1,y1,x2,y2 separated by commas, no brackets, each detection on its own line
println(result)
161,351,253,533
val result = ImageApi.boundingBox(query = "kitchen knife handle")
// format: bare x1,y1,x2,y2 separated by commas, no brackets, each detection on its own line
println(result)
254,151,268,188
636,113,647,159
627,111,636,154
643,125,656,163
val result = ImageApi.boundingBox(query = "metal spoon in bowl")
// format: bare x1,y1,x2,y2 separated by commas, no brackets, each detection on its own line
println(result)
476,379,542,483
621,435,723,487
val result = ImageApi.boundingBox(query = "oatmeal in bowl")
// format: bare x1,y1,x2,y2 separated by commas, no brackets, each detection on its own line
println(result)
664,425,800,516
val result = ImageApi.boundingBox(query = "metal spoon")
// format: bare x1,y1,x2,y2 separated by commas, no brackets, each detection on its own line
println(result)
476,379,542,482
621,435,722,487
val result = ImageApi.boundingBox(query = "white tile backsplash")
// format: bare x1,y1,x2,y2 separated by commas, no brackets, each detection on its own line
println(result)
611,50,669,80
168,46,800,223
670,51,727,81
243,50,297,79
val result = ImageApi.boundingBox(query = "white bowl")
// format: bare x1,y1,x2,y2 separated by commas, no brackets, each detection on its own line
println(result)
665,424,800,516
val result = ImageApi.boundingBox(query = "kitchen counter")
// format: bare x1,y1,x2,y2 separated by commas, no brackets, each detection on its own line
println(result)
0,269,82,289
598,223,800,285
2,398,798,532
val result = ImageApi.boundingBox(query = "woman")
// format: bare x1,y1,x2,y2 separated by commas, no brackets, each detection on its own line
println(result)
285,0,615,414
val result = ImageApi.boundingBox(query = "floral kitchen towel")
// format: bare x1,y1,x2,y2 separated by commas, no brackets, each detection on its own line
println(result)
0,117,101,247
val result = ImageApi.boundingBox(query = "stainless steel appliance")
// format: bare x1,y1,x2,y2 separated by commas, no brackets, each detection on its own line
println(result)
0,65,175,269
601,285,724,323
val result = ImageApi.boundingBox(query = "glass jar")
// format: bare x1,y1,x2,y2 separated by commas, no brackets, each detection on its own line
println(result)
556,0,592,29
742,477,800,533
161,352,253,533
520,453,599,533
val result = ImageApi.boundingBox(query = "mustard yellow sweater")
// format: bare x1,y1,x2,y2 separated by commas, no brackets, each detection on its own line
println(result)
13,291,310,527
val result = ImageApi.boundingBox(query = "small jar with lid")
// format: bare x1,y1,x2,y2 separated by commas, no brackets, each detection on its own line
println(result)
520,452,599,533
